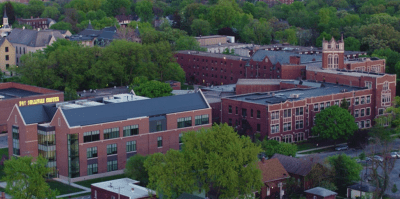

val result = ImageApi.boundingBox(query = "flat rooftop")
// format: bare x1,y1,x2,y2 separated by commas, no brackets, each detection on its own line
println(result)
91,178,155,198
201,84,236,92
201,43,252,48
176,50,249,61
195,35,226,39
306,62,386,78
0,88,41,99
226,80,365,106
237,79,291,85
251,50,322,65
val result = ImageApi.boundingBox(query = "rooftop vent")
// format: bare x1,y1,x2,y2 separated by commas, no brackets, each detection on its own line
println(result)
0,95,4,99
341,89,348,93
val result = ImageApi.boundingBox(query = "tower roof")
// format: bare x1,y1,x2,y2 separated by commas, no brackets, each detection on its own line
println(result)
87,20,93,30
3,7,7,18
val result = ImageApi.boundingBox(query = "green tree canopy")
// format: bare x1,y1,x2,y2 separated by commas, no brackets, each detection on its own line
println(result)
23,0,45,18
327,154,363,196
41,6,60,19
190,19,211,36
125,154,149,186
50,22,73,32
2,156,59,199
135,0,154,23
101,0,130,17
312,105,358,140
133,81,172,98
344,37,361,51
261,139,297,158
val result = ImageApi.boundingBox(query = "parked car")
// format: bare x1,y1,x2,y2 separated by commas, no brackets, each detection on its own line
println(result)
335,145,349,151
390,152,398,159
366,155,384,162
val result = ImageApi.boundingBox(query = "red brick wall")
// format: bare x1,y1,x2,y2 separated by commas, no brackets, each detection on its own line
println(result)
346,59,385,73
290,56,300,65
236,84,280,95
48,108,212,177
209,102,221,124
259,178,288,199
322,52,344,70
281,65,306,80
91,186,130,199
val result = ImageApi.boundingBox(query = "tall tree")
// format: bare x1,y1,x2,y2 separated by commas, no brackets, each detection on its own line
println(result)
312,105,358,141
101,0,131,17
190,19,211,36
2,156,59,199
4,2,15,25
125,154,149,186
261,139,297,158
327,154,363,196
135,0,154,23
23,0,45,18
133,81,173,98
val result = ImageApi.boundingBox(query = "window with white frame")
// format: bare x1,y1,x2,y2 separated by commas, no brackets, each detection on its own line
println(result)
270,136,280,142
367,96,371,103
347,99,351,106
271,111,279,120
334,100,339,106
365,81,372,89
283,122,292,131
379,109,384,115
361,97,365,104
271,124,280,133
355,110,359,117
284,109,291,118
107,144,117,155
295,120,304,129
361,109,365,117
360,121,365,128
126,141,136,152
314,104,318,111
382,94,391,104
157,137,163,147
366,120,371,128
383,82,389,90
366,108,371,116
282,135,293,143
326,102,330,108
295,107,303,115
355,97,359,105
294,132,305,142
320,103,324,110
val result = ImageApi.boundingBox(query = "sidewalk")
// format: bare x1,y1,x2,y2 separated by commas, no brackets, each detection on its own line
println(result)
297,143,346,154
53,178,91,198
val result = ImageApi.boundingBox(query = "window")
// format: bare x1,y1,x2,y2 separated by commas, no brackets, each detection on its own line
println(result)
157,137,163,147
282,135,292,143
126,141,136,152
294,132,305,142
87,163,98,175
367,96,371,103
12,126,19,156
320,103,324,110
271,124,279,133
87,147,97,158
257,124,261,132
156,121,162,131
106,144,117,155
284,109,291,118
314,104,318,111
366,120,371,128
361,109,365,117
257,110,261,118
296,121,304,129
104,128,119,139
283,122,292,131
366,108,371,116
179,133,183,144
236,107,238,114
360,121,365,128
347,99,351,106
5,64,9,69
355,97,359,105
326,102,330,108
335,100,339,106
379,109,384,115
177,117,192,128
195,115,209,125
242,108,247,117
107,160,118,172
5,47,8,52
123,125,139,136
229,105,232,113
295,107,303,116
251,109,253,117
383,82,389,90
271,111,279,120
355,110,359,117
228,118,232,126
83,131,100,143
361,97,365,104
5,55,8,60
365,81,372,89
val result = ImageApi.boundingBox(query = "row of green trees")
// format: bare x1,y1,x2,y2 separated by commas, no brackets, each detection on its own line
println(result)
12,39,186,100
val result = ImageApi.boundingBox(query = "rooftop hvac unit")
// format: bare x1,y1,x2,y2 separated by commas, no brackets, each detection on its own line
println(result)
0,95,4,99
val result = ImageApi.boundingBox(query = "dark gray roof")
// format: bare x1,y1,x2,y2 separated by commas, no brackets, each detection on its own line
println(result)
19,104,57,124
62,92,209,127
251,50,322,65
0,88,40,99
177,50,249,61
270,154,316,176
98,30,117,40
226,80,364,106
7,29,64,47
305,187,337,197
348,183,377,193
0,37,5,46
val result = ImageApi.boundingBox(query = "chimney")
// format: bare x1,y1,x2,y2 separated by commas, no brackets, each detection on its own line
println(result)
31,16,33,19
261,157,266,163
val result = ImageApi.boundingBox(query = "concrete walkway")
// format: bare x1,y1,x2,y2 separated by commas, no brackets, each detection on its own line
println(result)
297,143,346,154
53,178,91,198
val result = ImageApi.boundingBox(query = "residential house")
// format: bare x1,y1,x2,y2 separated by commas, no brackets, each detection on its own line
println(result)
91,178,156,199
68,22,118,47
115,14,138,27
257,158,290,199
0,37,15,75
271,154,322,191
304,187,337,199
53,29,72,38
347,183,379,199
6,28,64,66
17,17,56,30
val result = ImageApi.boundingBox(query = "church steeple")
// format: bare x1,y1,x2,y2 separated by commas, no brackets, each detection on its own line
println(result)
3,7,8,27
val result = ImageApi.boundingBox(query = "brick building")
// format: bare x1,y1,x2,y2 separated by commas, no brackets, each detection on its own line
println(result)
91,178,155,199
257,158,290,199
17,17,56,30
0,82,63,132
7,92,211,178
195,35,228,46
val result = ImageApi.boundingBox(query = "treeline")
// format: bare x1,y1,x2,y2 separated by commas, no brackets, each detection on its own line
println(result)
13,39,185,99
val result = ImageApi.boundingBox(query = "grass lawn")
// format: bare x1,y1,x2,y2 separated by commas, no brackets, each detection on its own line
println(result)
47,180,84,195
75,174,126,188
296,142,317,151
58,192,90,199
181,84,194,90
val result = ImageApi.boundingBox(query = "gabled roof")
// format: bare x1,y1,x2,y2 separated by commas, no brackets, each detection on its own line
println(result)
62,92,209,127
251,50,322,65
19,104,57,125
7,29,64,47
270,154,316,176
305,187,337,197
348,183,377,193
258,158,289,182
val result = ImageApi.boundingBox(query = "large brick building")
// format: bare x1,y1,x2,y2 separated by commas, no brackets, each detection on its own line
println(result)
7,92,211,178
0,82,63,132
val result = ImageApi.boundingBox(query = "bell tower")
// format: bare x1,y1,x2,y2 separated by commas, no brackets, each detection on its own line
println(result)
3,7,8,27
322,35,344,70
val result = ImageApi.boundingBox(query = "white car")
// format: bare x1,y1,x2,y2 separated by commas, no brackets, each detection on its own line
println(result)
390,152,398,159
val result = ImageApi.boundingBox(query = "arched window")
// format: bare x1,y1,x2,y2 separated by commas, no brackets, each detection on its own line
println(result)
334,54,339,69
328,54,332,68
